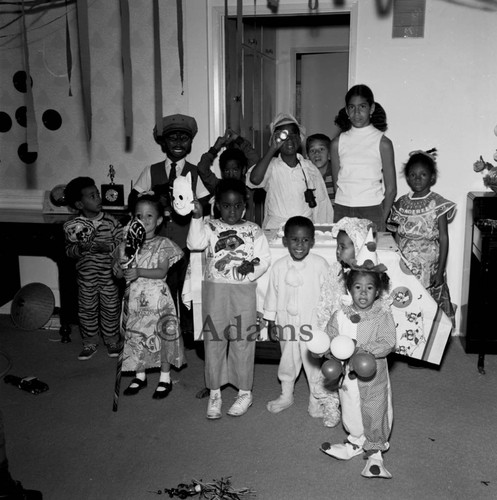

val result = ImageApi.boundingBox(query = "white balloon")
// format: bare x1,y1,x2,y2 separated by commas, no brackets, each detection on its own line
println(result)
307,329,331,354
330,335,356,360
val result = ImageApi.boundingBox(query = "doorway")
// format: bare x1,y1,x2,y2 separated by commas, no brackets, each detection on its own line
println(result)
225,13,350,157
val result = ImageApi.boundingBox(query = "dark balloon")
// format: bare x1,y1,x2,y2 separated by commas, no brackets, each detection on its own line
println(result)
13,71,33,93
18,143,38,164
351,352,377,379
321,358,343,383
42,109,62,131
0,112,12,132
15,106,27,127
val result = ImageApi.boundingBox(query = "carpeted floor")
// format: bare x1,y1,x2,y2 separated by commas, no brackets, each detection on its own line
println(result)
1,314,496,500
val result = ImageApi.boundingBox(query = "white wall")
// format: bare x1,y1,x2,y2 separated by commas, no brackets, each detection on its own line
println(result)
351,0,497,333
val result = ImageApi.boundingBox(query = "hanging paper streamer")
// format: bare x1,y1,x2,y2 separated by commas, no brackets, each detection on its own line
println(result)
176,0,184,95
76,0,92,141
153,0,163,137
65,0,73,97
236,0,244,135
119,0,133,150
20,0,38,154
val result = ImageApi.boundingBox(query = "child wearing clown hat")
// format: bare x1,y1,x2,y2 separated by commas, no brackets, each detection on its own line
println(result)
320,227,397,479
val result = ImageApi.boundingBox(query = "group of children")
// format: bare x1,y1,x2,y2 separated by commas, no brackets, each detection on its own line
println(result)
61,83,456,480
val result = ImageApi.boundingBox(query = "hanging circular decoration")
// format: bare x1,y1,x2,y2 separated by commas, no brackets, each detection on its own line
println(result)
18,143,38,164
0,112,12,132
13,71,33,93
15,106,27,127
42,109,62,131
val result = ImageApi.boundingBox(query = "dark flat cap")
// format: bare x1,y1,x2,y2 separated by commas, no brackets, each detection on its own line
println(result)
154,114,198,138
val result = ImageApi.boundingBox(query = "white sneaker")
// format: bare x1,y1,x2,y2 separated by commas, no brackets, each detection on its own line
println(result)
227,393,253,417
206,395,222,420
320,441,363,460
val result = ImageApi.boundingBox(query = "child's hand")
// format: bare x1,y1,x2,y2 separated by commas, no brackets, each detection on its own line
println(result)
112,260,124,279
226,128,239,144
267,321,278,342
233,257,260,279
124,268,140,282
191,199,203,219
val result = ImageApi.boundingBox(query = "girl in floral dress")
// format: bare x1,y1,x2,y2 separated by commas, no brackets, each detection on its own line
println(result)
388,149,456,325
115,193,185,399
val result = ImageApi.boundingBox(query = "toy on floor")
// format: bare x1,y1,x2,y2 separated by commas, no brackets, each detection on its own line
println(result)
150,477,256,499
4,375,49,394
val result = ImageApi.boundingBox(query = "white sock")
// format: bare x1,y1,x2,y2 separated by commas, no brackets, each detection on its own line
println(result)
159,371,171,384
238,389,251,396
210,389,221,398
129,372,146,387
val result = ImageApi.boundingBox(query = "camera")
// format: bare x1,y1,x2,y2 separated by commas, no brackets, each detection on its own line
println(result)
304,188,317,208
275,130,289,143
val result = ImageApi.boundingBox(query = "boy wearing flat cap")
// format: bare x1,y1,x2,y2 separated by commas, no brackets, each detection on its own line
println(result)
129,113,215,348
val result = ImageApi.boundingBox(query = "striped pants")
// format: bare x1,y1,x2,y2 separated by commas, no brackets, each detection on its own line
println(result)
77,274,121,346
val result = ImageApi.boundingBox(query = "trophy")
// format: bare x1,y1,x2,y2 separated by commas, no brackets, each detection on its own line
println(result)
101,164,125,209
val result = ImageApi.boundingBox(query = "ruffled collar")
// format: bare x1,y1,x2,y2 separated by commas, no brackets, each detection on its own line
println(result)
339,294,391,323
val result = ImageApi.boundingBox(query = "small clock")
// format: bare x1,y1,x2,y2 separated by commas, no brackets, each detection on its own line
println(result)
105,188,119,203
101,183,125,209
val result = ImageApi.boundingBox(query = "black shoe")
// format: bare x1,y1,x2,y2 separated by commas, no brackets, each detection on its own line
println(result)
152,382,172,400
123,378,147,396
0,480,43,499
195,387,210,399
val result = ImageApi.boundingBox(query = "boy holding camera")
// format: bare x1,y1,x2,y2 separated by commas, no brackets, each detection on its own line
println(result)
247,113,333,230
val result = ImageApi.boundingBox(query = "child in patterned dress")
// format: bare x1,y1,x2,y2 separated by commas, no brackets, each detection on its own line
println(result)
388,149,457,326
187,179,271,419
114,193,185,400
320,229,396,479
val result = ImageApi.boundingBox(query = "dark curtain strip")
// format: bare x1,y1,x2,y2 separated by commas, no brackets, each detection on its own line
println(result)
65,0,72,96
119,0,133,150
153,0,163,136
176,0,184,95
76,0,92,141
236,0,243,134
20,0,38,153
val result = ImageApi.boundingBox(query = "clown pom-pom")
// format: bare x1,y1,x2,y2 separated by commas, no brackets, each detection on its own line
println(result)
330,335,356,360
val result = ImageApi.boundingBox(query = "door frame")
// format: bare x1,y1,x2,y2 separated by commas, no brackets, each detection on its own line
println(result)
202,0,358,144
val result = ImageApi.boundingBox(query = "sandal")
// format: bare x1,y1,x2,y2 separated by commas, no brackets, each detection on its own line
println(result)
123,378,147,396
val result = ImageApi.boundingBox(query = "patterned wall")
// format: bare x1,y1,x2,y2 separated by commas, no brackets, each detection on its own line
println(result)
0,0,186,195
